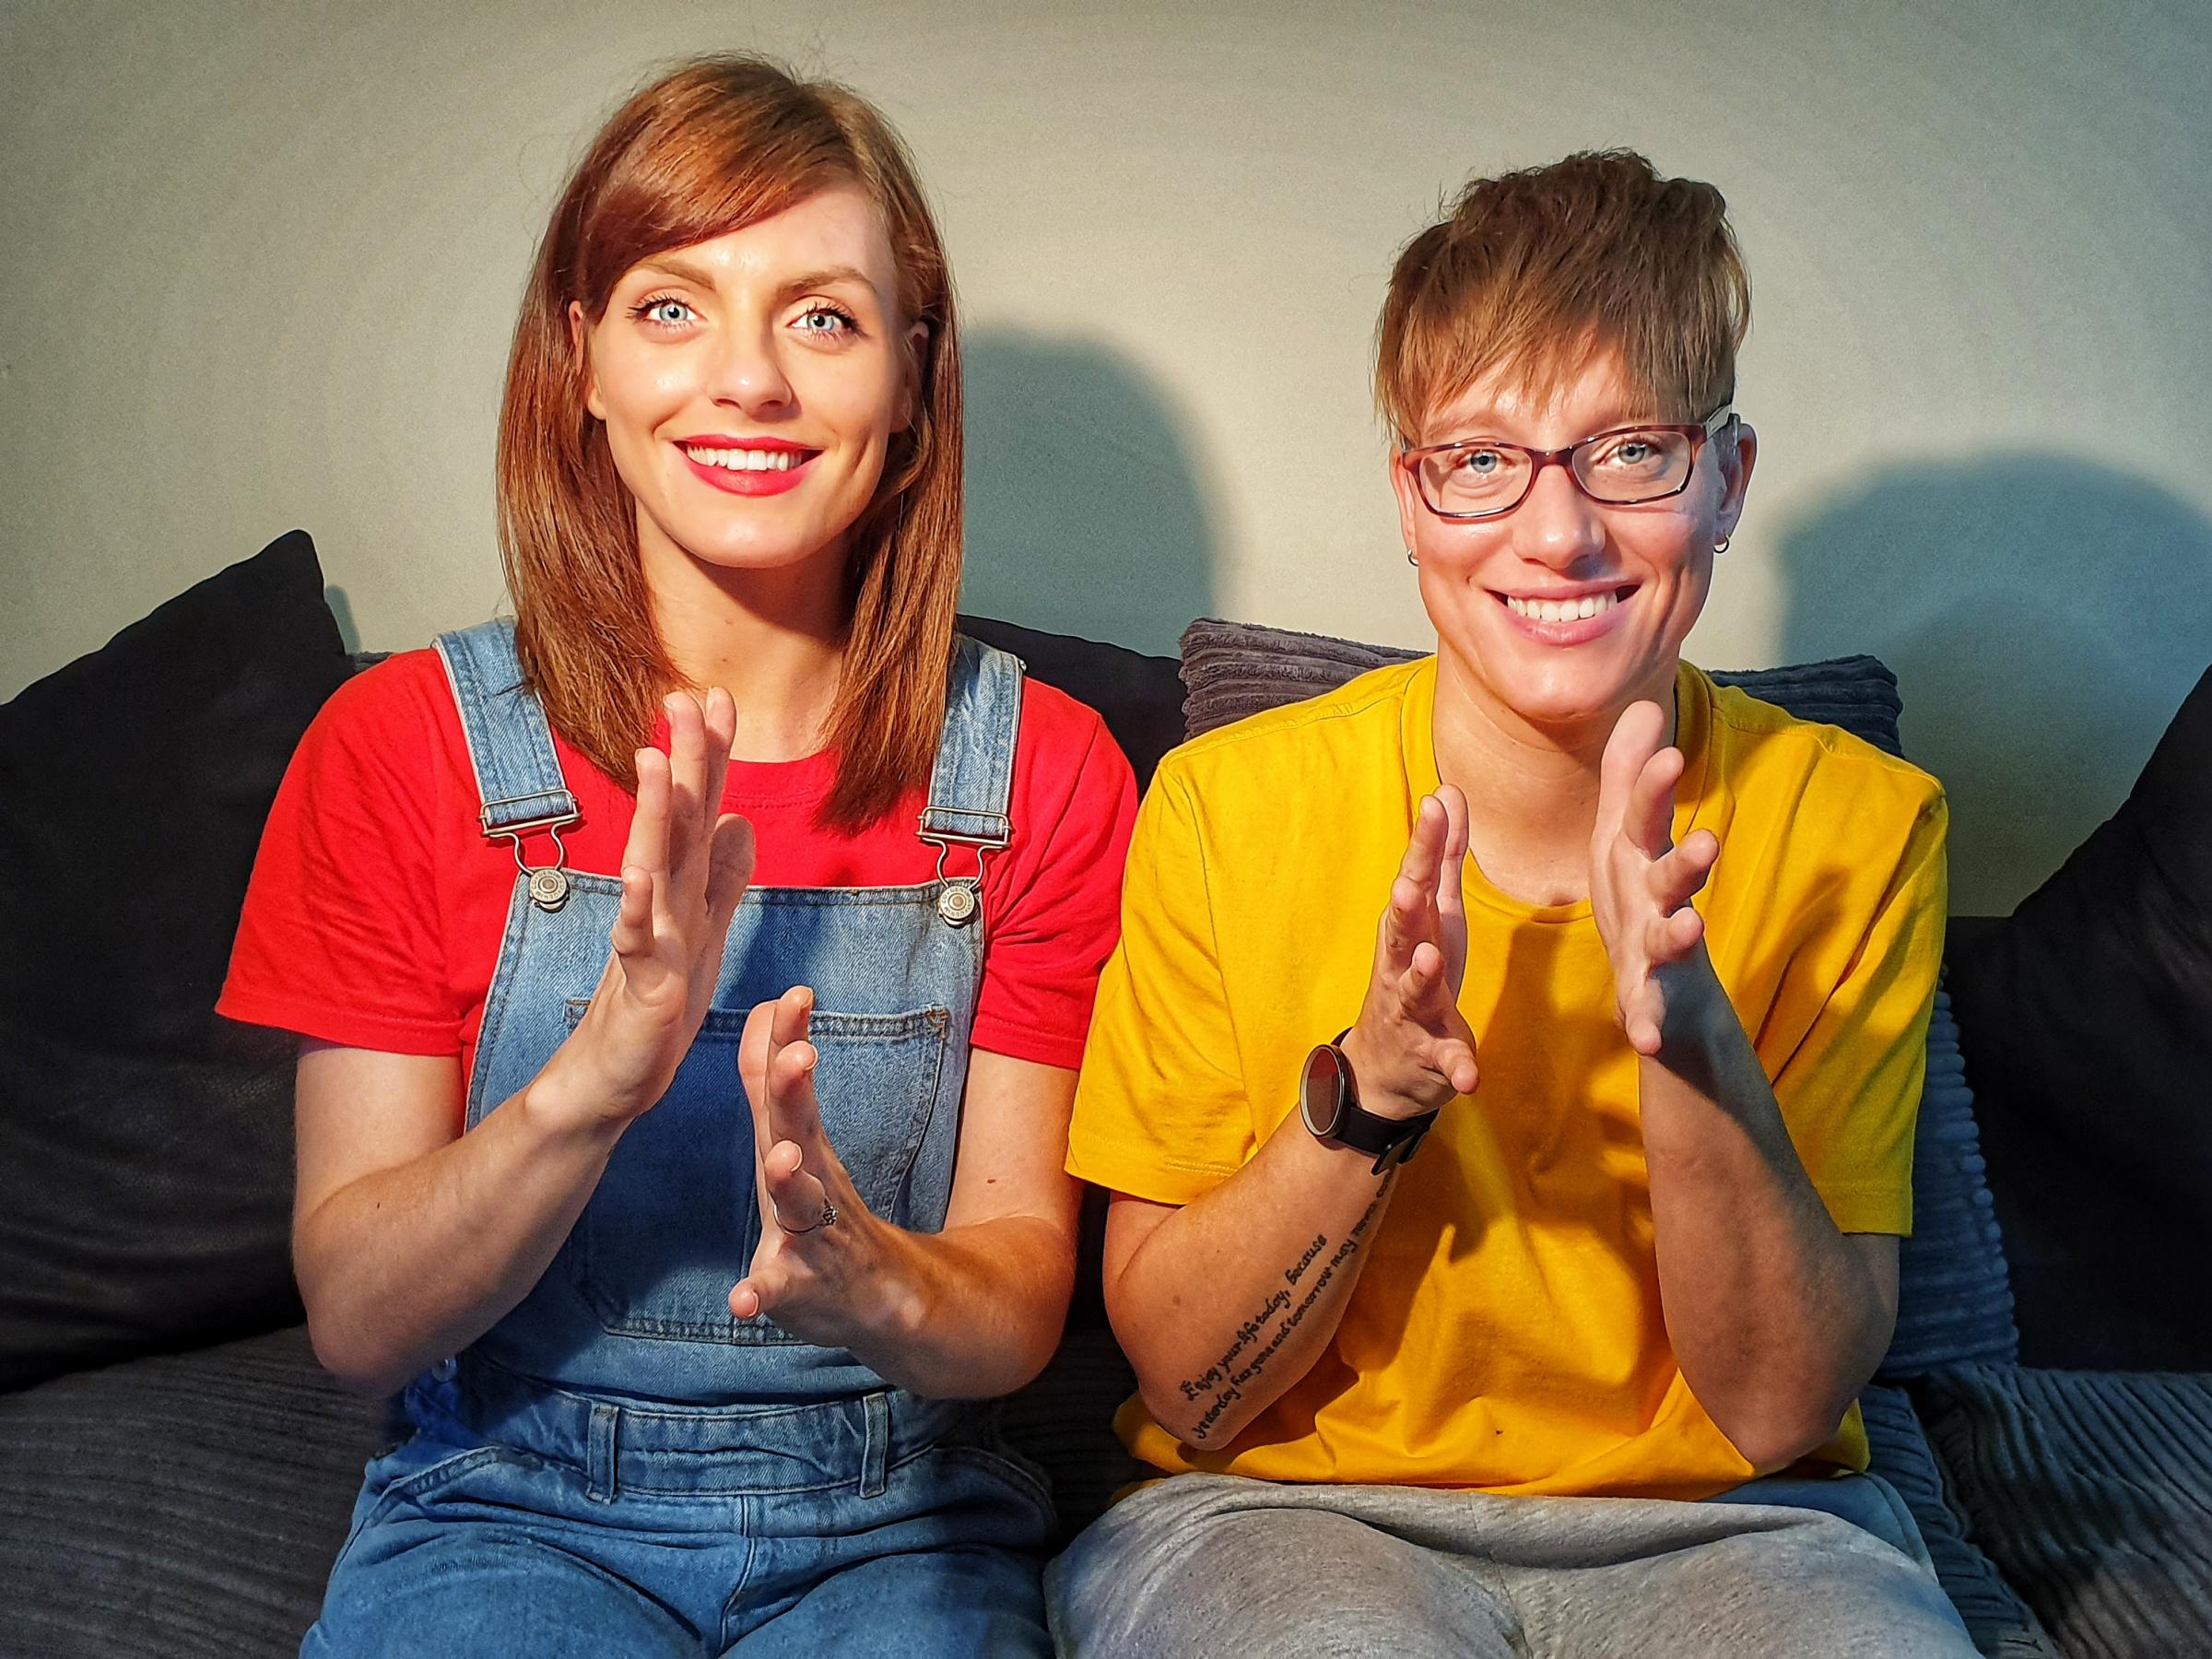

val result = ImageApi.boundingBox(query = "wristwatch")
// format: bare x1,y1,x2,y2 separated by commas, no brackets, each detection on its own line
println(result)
1298,1030,1438,1173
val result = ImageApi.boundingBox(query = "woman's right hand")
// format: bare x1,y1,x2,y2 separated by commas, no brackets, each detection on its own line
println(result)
1338,786,1480,1120
533,688,757,1135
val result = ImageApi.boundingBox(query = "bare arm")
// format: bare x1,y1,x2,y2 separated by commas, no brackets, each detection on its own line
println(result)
1640,1012,1900,1468
292,1047,628,1395
1591,702,1899,1469
293,689,757,1395
1103,1127,1394,1448
1101,789,1482,1448
725,997,1083,1399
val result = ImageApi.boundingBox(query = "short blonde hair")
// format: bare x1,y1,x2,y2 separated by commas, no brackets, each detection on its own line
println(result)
1375,150,1749,444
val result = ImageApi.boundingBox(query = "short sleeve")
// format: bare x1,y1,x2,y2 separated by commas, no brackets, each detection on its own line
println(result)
1065,761,1257,1204
217,658,461,1055
1769,787,1950,1235
969,689,1139,1070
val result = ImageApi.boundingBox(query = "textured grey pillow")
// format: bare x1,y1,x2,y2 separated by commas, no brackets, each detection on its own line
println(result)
0,1324,382,1658
1859,1382,2058,1658
1914,1366,2212,1659
1172,618,2018,1376
1880,991,2019,1376
1179,617,1908,752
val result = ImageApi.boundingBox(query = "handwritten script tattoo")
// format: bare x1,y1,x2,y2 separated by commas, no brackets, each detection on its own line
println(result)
1181,1197,1383,1443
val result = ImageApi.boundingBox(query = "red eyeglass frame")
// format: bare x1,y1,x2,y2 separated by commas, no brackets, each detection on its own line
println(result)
1401,406,1738,521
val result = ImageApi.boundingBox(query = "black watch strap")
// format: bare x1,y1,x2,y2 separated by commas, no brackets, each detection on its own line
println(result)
1302,1030,1439,1174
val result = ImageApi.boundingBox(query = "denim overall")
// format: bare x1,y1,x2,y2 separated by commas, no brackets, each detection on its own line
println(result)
305,622,1056,1659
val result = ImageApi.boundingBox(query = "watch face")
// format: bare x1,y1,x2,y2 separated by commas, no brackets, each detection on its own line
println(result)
1300,1043,1345,1138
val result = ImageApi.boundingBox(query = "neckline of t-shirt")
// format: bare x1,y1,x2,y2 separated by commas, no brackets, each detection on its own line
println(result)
717,747,841,809
1398,655,1716,927
640,715,844,808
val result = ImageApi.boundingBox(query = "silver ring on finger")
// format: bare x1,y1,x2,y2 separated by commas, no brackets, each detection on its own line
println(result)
774,1197,838,1236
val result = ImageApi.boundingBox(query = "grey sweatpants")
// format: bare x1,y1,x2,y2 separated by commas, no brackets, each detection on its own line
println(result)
1045,1471,1977,1657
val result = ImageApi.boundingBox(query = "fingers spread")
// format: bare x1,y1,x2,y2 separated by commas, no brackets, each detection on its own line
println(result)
1649,829,1719,912
763,1139,831,1231
700,686,736,819
1398,794,1445,892
1597,701,1667,844
730,1265,784,1321
1623,744,1686,860
664,692,704,878
611,863,653,959
738,1001,778,1137
1424,1034,1479,1098
765,990,823,1151
625,747,673,882
706,814,758,923
1433,785,1471,994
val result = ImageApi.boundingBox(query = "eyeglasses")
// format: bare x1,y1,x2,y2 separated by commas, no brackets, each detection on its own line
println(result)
1402,406,1738,521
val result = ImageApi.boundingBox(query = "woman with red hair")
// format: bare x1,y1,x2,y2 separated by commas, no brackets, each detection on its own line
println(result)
222,55,1134,1655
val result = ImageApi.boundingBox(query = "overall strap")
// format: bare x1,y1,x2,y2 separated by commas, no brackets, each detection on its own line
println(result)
918,634,1024,850
433,619,579,910
916,636,1023,926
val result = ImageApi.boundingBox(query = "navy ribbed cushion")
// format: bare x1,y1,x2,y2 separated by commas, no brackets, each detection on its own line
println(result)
1914,1366,2212,1659
1175,618,2018,1375
1860,1382,2058,1656
1881,991,2019,1375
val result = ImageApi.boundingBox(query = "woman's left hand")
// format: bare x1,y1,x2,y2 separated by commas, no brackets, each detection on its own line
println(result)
1589,700,1724,1056
729,985,900,1345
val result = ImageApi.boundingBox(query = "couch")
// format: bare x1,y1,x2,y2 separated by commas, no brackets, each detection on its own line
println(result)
3,533,2207,1658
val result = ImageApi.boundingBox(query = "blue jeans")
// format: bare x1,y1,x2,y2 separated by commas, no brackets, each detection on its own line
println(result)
308,1371,1054,1657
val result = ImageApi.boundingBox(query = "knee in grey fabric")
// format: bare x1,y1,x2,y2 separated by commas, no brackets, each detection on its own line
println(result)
1048,1477,1520,1659
1050,1473,1977,1659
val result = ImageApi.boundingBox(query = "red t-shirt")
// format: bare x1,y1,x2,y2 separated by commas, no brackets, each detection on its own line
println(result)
219,648,1138,1086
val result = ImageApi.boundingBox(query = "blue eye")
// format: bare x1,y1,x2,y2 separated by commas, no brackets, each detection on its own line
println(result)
630,295,695,329
794,305,859,338
1457,448,1504,476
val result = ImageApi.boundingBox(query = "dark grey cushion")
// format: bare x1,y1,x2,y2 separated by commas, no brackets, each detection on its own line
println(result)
1946,660,2212,1371
1178,617,1904,752
1860,1382,2058,1657
1914,1366,2212,1659
1174,618,2019,1376
0,533,352,1389
0,1324,382,1658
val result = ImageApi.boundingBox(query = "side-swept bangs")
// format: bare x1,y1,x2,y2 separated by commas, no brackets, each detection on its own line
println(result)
499,54,961,832
1376,150,1748,442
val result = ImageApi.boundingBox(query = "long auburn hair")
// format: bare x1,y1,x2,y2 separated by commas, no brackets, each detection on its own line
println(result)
497,55,962,831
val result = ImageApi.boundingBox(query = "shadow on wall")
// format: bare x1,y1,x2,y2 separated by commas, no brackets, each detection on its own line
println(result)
961,331,1218,658
1774,456,2212,916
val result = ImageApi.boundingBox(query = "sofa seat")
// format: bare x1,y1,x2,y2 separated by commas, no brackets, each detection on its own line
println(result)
1912,1365,2212,1659
0,1325,378,1657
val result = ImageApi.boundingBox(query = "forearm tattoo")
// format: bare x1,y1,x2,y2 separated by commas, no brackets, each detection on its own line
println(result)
1180,1195,1383,1443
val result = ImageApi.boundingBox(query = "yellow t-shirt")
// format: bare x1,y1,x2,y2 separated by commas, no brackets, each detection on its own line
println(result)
1066,656,1947,1500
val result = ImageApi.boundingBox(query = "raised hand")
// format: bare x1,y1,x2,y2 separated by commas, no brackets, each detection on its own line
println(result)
541,689,758,1131
1339,787,1481,1118
1590,700,1722,1056
728,985,888,1344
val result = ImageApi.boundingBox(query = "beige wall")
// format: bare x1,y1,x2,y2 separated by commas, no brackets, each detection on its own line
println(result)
5,0,2207,913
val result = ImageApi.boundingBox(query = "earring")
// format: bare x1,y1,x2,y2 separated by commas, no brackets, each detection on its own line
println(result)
1406,549,1418,567
1712,536,1731,555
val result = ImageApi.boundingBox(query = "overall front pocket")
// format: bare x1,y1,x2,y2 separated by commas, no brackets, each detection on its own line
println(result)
561,1001,951,1343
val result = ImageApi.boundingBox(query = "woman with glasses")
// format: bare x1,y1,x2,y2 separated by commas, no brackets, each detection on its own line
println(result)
1052,151,1975,1655
220,56,1135,1656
